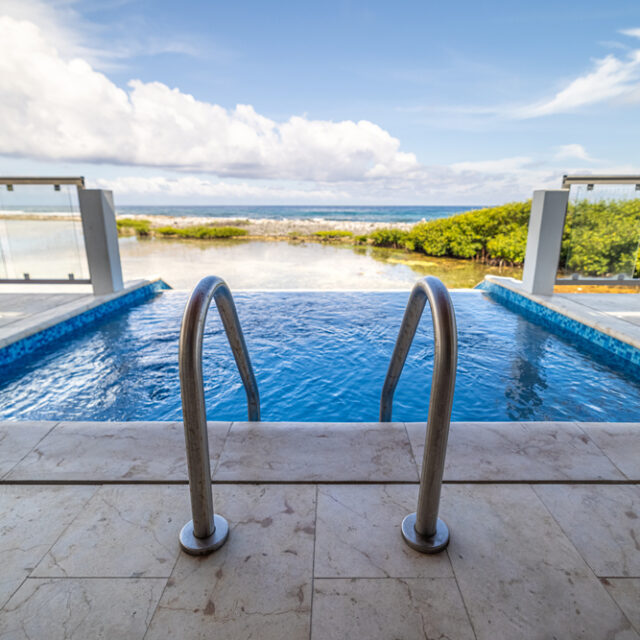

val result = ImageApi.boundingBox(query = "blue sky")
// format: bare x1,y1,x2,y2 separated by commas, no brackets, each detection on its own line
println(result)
0,0,639,204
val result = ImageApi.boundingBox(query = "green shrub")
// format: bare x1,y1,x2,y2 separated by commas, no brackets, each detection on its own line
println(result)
116,218,151,236
313,230,354,240
368,228,408,248
155,225,248,239
355,234,369,244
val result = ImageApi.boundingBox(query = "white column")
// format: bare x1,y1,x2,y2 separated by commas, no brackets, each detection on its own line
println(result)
78,189,124,295
521,189,569,295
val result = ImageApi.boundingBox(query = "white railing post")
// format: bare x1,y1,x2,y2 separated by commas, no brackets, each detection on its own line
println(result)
521,189,569,295
78,189,124,295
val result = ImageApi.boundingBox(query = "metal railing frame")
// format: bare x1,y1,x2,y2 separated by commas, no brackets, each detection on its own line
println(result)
0,177,91,286
380,276,457,553
179,275,260,555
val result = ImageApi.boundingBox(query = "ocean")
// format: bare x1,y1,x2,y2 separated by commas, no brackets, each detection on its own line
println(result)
116,204,485,223
2,204,485,223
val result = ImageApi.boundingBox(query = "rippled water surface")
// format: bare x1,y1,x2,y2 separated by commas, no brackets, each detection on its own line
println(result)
1,291,639,422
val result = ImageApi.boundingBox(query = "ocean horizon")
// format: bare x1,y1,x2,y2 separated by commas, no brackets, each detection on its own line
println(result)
2,204,487,223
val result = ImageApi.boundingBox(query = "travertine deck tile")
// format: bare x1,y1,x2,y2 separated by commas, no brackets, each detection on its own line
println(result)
579,423,640,480
6,421,231,481
443,484,638,640
214,422,417,481
0,578,165,640
534,484,640,577
32,485,189,578
0,486,95,608
145,484,316,640
603,579,640,634
311,578,475,640
0,421,56,477
406,421,624,480
314,484,452,578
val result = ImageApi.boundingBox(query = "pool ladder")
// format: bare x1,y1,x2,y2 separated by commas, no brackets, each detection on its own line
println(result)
178,276,259,555
380,276,458,553
178,275,457,556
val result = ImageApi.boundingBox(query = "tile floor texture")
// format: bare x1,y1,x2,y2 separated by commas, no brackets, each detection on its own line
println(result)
0,420,638,639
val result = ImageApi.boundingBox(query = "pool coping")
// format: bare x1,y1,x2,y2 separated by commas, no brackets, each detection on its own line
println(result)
481,275,640,371
0,278,170,366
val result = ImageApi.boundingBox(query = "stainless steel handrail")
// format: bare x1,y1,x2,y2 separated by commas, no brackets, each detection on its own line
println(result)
179,275,260,555
380,276,457,553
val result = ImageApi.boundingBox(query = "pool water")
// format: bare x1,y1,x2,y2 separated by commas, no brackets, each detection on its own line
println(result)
1,291,639,422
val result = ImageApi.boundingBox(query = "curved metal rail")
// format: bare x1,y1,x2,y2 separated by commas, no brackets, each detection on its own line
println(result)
380,276,457,553
179,275,260,555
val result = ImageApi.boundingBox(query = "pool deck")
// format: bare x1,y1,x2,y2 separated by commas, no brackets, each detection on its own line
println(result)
1,420,638,639
485,275,640,350
0,279,162,350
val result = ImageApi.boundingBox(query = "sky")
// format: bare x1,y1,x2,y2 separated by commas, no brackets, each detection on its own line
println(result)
0,0,639,205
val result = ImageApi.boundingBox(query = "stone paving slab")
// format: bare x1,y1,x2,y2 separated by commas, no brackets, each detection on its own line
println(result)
0,422,56,478
214,421,418,482
1,420,637,483
580,422,640,480
311,578,475,640
603,579,640,634
145,484,316,640
442,484,639,640
0,578,165,640
6,421,231,482
534,484,640,577
407,421,626,481
32,485,190,579
314,484,452,578
0,482,638,639
0,485,96,609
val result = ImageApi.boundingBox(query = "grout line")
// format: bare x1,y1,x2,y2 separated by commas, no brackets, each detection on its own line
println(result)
308,484,319,640
449,558,479,640
26,575,170,580
599,576,640,580
1,421,61,480
22,483,100,585
574,422,629,480
402,422,420,480
1,573,29,612
143,553,182,639
209,421,234,479
210,421,235,479
1,478,638,486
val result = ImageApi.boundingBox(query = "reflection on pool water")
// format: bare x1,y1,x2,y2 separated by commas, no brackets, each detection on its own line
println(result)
1,291,639,422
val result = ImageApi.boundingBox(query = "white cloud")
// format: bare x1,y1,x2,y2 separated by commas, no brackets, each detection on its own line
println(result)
91,176,348,202
0,7,634,205
515,51,640,118
554,144,595,162
0,15,419,183
620,28,640,39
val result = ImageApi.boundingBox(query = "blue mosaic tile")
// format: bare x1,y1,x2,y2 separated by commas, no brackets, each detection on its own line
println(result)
484,280,640,376
0,280,171,367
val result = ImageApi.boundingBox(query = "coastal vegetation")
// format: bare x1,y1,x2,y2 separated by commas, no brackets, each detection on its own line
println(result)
115,198,640,277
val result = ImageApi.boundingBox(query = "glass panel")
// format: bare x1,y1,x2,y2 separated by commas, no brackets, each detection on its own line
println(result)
557,183,640,280
0,184,89,281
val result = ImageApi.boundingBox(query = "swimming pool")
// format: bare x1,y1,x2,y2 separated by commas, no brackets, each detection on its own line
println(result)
1,290,639,422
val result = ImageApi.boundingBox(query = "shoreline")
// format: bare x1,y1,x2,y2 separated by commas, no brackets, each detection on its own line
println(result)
0,212,415,236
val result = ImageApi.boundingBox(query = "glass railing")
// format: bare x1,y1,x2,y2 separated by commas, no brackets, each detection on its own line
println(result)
556,176,640,284
0,178,90,283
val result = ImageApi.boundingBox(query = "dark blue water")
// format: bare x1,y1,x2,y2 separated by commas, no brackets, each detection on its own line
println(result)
116,205,485,223
1,291,639,422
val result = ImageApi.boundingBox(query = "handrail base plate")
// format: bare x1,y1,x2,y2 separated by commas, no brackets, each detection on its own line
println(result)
401,513,449,554
180,515,229,556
